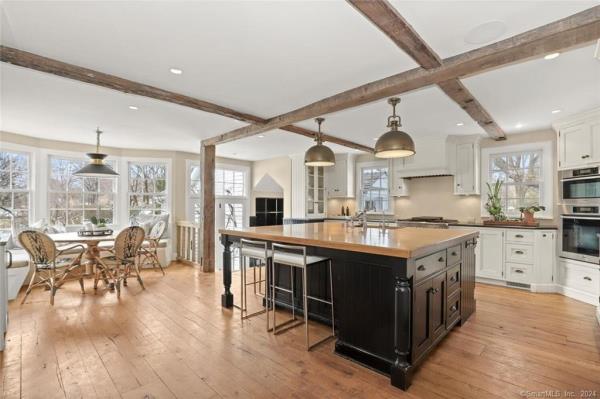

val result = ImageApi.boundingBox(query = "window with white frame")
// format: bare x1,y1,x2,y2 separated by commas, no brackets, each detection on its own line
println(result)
0,151,31,232
215,168,245,197
128,161,168,217
48,156,116,226
482,142,553,219
188,162,201,223
359,165,390,212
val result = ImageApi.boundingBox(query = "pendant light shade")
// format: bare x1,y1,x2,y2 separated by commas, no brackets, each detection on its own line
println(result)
374,97,415,159
74,128,119,177
305,117,335,167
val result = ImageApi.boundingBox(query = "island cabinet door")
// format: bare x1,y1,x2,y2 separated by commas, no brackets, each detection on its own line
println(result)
412,280,432,361
430,272,447,342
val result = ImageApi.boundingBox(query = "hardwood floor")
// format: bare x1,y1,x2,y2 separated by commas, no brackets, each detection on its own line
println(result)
2,262,599,398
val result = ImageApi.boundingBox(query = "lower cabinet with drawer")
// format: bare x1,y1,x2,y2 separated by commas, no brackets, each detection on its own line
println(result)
558,258,600,305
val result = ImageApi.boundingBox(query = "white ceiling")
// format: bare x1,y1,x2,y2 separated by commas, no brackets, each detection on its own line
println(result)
1,1,599,161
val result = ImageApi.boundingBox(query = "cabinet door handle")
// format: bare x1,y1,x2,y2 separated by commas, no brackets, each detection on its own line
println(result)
542,234,547,237
581,155,590,159
450,275,457,282
438,257,445,263
515,234,524,238
515,269,524,274
451,251,457,256
515,250,524,255
417,265,426,271
449,304,457,312
583,276,592,281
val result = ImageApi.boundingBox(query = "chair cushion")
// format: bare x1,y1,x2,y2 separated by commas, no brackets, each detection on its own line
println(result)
241,246,272,260
273,252,328,267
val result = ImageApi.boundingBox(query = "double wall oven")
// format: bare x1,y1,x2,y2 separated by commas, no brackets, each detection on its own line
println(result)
560,167,600,264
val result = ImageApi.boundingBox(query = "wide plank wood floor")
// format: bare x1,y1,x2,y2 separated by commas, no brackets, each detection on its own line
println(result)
2,262,599,398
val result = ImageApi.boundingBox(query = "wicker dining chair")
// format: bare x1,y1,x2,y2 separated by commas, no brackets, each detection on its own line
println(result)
96,226,145,298
18,230,85,305
137,220,166,275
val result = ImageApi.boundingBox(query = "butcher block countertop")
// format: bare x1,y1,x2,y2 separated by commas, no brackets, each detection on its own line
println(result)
220,222,478,259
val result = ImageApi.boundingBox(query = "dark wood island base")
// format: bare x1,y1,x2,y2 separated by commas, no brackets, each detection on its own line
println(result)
219,223,478,391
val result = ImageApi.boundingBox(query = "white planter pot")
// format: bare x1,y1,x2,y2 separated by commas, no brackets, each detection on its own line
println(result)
7,266,29,301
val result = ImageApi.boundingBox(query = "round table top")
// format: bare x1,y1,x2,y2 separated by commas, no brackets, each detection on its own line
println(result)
48,232,117,243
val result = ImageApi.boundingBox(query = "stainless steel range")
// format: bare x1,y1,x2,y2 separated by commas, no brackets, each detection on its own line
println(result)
396,216,459,229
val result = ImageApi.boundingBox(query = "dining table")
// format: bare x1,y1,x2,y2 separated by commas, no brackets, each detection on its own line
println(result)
48,231,117,276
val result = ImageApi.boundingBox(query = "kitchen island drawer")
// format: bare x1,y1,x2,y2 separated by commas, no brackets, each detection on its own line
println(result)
446,290,461,328
447,245,461,266
415,250,446,281
446,264,461,296
505,243,534,264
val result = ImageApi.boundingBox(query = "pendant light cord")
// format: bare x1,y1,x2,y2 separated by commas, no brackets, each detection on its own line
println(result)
387,98,401,130
314,117,325,144
95,127,103,153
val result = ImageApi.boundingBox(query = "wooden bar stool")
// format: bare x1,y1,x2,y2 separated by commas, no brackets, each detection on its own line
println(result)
269,243,335,351
236,238,270,322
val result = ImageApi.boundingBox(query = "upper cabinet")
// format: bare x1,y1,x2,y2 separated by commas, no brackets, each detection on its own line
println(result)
554,108,600,170
324,153,355,198
290,154,326,219
447,135,480,195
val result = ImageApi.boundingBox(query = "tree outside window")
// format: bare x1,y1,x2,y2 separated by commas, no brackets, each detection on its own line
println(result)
48,157,116,225
128,162,167,217
488,151,543,216
0,151,30,232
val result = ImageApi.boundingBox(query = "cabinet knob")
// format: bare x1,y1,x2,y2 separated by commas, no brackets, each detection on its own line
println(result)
542,234,547,237
583,276,592,281
456,184,461,187
450,305,457,312
438,257,445,263
581,155,590,159
450,276,457,282
417,265,426,271
451,251,457,256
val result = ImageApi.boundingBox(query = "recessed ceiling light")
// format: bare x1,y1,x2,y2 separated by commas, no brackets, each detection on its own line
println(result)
169,68,183,75
456,122,465,127
128,105,138,110
258,135,265,138
515,123,524,129
551,109,562,114
464,21,506,45
544,52,560,60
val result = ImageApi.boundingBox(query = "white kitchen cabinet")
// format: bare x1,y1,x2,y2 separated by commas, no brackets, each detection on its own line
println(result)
533,230,556,289
554,107,600,170
454,142,480,195
390,159,409,197
324,153,355,198
478,228,505,279
290,154,326,219
558,258,599,305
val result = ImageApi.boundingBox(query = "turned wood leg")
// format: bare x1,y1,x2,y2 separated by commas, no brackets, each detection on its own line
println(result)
390,277,413,390
221,234,233,308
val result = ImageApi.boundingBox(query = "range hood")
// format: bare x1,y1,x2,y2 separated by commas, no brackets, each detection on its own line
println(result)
392,137,452,178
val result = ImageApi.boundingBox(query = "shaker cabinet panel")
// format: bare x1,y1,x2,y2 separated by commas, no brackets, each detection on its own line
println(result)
478,229,504,279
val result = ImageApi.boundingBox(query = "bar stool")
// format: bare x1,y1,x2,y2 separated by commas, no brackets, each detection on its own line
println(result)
235,238,270,322
269,243,335,351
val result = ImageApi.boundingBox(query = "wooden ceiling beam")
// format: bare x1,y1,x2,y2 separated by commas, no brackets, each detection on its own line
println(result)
204,6,599,145
348,0,506,140
0,45,373,153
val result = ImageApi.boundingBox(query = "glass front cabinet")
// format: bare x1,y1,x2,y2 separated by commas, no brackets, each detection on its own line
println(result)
306,165,325,217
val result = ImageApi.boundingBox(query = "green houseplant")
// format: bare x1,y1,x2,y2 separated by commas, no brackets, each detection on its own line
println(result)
519,205,546,224
484,179,507,222
90,216,107,229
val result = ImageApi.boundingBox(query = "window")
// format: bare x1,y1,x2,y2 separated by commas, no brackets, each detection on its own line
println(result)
215,168,244,197
487,151,543,215
128,162,168,217
188,162,201,223
0,151,30,232
359,166,389,212
482,142,553,219
48,156,116,225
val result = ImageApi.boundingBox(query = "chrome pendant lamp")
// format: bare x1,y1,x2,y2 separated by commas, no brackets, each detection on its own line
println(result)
374,97,415,158
304,117,336,167
74,128,119,177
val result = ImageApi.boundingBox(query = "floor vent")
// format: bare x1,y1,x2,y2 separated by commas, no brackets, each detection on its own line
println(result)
506,281,531,290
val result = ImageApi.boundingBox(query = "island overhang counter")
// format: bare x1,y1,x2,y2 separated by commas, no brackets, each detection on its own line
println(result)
219,222,479,390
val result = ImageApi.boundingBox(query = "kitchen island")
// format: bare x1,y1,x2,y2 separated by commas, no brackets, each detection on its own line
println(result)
219,222,479,390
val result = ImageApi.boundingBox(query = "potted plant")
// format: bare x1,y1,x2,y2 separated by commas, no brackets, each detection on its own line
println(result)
89,216,108,230
484,179,507,222
519,205,546,224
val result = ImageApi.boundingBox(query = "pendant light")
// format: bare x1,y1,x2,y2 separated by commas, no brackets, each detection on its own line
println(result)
74,128,119,177
374,97,415,158
304,117,336,167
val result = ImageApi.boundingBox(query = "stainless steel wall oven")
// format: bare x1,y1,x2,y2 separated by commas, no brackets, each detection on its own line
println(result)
560,205,600,264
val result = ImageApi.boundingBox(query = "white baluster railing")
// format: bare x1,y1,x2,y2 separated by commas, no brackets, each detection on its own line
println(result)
176,221,202,266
